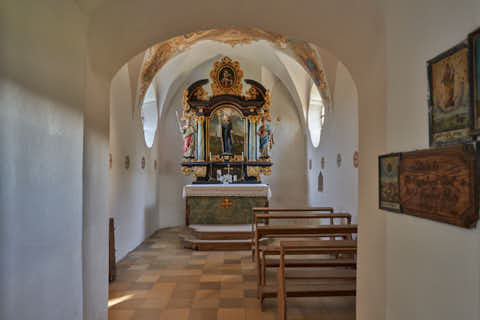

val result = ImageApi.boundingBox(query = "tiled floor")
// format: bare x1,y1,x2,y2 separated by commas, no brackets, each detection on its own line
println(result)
108,227,355,320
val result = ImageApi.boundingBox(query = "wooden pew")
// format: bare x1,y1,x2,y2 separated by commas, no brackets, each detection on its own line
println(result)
251,207,335,258
255,224,357,297
260,239,356,287
255,212,353,287
276,240,358,320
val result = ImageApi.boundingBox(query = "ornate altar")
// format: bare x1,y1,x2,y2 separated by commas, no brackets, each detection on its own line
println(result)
178,56,273,183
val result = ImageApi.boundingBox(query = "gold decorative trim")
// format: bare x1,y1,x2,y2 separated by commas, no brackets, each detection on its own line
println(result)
261,167,272,176
193,166,207,177
248,115,260,124
210,57,243,96
181,167,192,176
247,166,261,177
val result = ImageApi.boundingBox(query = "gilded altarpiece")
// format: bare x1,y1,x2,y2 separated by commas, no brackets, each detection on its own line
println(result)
179,57,273,225
179,56,273,183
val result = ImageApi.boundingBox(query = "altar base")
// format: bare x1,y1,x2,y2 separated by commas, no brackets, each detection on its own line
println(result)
179,224,268,251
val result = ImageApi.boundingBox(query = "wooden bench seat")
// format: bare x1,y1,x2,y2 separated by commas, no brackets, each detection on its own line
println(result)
262,279,356,300
255,225,358,297
264,257,356,268
276,240,358,320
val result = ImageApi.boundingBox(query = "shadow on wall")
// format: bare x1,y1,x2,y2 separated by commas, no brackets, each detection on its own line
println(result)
144,205,158,238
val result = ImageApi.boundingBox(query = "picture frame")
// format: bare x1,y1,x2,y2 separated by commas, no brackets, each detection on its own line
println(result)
399,145,477,228
427,41,473,146
468,27,480,134
378,153,402,213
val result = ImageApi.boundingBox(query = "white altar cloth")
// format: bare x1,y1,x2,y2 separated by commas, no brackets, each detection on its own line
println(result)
182,184,271,199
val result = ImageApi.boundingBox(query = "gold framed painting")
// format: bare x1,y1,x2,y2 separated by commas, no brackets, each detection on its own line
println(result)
207,105,247,158
427,41,473,146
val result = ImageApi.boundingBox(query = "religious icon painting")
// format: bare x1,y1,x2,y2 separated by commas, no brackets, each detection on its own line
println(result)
207,106,246,157
219,67,235,89
427,41,473,146
378,153,402,213
468,27,480,133
125,155,130,170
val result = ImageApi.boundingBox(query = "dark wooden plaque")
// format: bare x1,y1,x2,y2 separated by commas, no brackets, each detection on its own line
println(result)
399,145,477,228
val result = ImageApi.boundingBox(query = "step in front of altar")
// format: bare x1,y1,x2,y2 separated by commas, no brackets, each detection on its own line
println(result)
180,224,266,251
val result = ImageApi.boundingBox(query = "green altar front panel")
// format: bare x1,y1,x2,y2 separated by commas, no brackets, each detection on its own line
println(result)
187,196,267,224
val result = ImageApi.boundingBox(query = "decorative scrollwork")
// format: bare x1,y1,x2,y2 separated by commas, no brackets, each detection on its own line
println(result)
210,57,244,96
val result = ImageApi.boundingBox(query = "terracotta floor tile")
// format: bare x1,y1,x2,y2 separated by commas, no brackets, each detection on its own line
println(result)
131,309,162,320
188,308,218,320
167,298,193,309
218,308,245,320
139,297,170,309
108,309,135,320
110,227,355,320
245,308,275,320
159,308,190,320
220,288,244,298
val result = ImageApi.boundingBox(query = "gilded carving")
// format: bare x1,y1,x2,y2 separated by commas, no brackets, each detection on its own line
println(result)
247,166,261,177
261,167,272,176
246,87,259,100
193,166,207,177
181,166,192,176
248,115,260,124
193,87,208,101
210,57,244,96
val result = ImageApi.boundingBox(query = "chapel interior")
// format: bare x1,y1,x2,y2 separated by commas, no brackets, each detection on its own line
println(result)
1,1,480,320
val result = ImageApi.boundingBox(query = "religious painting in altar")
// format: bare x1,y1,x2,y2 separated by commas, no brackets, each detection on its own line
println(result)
427,42,472,146
207,106,246,156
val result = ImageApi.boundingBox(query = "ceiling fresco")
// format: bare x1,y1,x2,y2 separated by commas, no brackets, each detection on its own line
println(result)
137,28,331,112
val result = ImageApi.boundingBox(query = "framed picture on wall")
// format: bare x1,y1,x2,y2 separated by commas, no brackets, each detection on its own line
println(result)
427,41,473,146
469,28,480,134
378,153,402,213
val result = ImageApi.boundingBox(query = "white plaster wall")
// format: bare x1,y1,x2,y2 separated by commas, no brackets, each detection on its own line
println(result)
307,62,359,224
385,0,480,319
263,78,308,208
109,64,159,261
0,1,87,319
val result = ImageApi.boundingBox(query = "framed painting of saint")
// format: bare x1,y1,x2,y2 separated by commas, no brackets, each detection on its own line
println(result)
207,106,246,157
378,153,402,213
218,67,235,89
469,28,480,133
427,41,473,146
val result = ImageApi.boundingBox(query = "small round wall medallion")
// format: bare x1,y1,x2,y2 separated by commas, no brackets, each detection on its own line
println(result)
353,151,359,168
125,155,130,170
321,157,325,169
337,153,342,168
141,156,146,169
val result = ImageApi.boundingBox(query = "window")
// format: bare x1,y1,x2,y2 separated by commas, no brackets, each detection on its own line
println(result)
307,84,325,148
141,84,158,148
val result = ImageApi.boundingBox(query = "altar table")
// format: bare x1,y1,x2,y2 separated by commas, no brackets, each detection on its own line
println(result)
183,184,271,225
